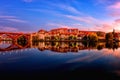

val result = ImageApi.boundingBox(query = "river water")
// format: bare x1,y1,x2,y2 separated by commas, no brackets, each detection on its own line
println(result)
0,41,120,79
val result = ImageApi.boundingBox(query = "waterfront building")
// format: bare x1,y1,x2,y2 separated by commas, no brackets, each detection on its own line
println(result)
31,28,106,41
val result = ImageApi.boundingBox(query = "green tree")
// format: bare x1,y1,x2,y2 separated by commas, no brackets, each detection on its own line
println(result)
54,36,59,41
82,35,88,41
73,36,77,40
88,33,98,42
105,33,113,41
68,36,73,40
68,36,77,40
97,44,104,50
96,31,105,37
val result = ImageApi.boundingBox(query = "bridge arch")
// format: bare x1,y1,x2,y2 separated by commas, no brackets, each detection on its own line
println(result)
15,34,30,48
0,41,14,51
0,34,13,41
0,32,31,51
0,40,30,51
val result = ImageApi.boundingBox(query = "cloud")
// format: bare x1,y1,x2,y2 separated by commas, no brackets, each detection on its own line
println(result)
27,1,100,26
50,1,82,15
0,16,16,19
109,11,120,17
95,0,109,4
58,4,81,15
0,15,27,23
23,0,33,3
98,0,108,3
65,15,90,23
39,23,75,30
93,18,120,32
45,21,119,32
45,22,93,31
107,1,120,17
6,18,27,23
28,1,82,15
29,5,100,27
26,0,118,32
113,19,120,31
0,26,18,32
94,23,113,32
108,2,120,9
64,15,97,24
28,9,61,16
115,19,120,23
46,23,73,29
95,0,120,5
94,0,116,5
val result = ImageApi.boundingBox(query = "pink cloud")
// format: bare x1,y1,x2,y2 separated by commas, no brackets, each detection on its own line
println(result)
0,15,27,23
108,2,120,17
0,26,18,32
0,26,33,33
115,19,120,23
102,24,112,29
46,23,74,29
46,23,89,31
65,15,95,23
59,26,73,29
95,0,118,5
94,23,113,32
94,18,120,32
58,5,81,15
109,11,120,17
6,18,27,23
108,2,120,9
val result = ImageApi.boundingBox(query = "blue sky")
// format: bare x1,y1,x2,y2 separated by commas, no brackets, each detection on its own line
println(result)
0,0,120,32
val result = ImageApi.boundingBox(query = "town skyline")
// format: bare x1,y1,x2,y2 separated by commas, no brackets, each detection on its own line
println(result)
1,0,120,32
0,26,118,33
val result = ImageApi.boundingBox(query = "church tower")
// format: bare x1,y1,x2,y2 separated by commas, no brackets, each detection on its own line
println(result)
113,29,115,40
113,29,115,34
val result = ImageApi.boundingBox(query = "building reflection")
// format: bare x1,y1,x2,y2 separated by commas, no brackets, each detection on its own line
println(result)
0,41,120,53
36,41,119,53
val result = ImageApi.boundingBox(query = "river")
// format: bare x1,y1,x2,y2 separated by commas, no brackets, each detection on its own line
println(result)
0,41,120,79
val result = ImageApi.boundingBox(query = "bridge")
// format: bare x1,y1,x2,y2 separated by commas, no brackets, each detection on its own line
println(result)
0,32,31,41
0,41,31,51
0,32,32,51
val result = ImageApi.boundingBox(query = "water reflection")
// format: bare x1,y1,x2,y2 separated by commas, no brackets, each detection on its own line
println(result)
1,41,120,79
37,41,120,53
106,41,119,50
0,41,120,52
0,41,12,49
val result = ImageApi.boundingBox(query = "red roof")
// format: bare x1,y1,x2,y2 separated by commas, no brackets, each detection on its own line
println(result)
38,29,47,33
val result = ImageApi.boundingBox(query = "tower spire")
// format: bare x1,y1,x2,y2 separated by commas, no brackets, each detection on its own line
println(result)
113,28,115,33
113,28,115,41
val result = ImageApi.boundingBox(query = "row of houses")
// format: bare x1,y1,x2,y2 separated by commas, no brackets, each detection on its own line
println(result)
113,29,120,41
31,28,106,41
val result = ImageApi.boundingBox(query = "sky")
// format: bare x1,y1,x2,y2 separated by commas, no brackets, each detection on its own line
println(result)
0,0,120,33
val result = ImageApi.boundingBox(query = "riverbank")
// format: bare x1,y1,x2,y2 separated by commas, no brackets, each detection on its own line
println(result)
33,39,108,42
